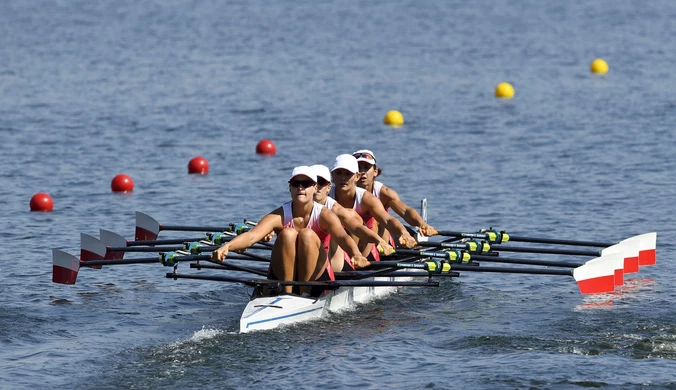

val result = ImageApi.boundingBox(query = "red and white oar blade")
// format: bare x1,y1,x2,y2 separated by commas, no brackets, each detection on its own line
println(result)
601,241,639,274
634,232,657,266
586,252,625,286
100,229,127,260
573,254,619,294
52,249,80,284
80,233,106,269
136,211,160,241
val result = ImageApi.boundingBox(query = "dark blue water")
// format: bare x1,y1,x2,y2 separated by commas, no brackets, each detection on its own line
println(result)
2,1,675,388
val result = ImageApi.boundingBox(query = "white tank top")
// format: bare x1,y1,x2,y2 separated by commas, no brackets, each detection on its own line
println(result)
281,201,328,241
372,181,389,212
330,186,368,220
322,196,337,211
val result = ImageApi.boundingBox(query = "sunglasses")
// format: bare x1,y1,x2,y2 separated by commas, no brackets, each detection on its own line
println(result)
289,179,316,188
317,178,330,187
358,163,374,173
353,152,376,163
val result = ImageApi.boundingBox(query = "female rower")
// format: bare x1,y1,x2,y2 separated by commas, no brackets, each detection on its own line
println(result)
329,154,417,259
212,166,369,296
353,149,438,245
310,164,395,271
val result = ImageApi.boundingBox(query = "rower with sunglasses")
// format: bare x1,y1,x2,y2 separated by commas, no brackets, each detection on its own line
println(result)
353,149,438,247
329,154,417,260
212,166,369,296
310,164,395,271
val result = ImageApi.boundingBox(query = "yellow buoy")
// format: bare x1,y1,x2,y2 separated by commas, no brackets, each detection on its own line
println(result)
495,82,514,99
383,110,404,126
590,58,609,75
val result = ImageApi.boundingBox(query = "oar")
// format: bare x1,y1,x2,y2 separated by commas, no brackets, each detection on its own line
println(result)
369,257,618,294
89,231,272,262
436,228,656,259
420,240,603,257
385,246,626,287
434,231,656,271
165,273,440,288
136,211,252,241
53,249,165,284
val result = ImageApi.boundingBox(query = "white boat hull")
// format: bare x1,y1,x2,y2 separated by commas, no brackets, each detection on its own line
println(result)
239,274,417,333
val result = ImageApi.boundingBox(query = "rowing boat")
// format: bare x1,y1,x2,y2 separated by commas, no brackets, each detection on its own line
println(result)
52,200,657,334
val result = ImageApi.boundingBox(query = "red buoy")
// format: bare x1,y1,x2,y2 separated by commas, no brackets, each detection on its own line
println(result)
111,174,134,192
188,156,209,174
30,192,54,212
256,139,277,155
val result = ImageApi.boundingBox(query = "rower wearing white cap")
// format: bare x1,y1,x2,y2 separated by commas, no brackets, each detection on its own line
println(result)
329,154,417,259
353,150,438,246
213,166,369,296
311,164,394,271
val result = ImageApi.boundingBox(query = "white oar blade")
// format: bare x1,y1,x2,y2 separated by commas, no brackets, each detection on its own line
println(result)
52,249,80,285
601,241,639,274
80,233,106,269
100,229,127,260
136,211,160,241
573,255,617,294
586,253,625,286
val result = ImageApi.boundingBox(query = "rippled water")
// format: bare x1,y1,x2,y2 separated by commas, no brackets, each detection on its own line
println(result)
2,0,676,388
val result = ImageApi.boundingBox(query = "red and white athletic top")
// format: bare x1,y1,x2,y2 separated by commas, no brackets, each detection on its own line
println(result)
281,201,328,242
329,186,369,220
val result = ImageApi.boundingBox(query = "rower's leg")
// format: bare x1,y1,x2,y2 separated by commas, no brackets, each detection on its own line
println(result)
359,215,378,258
271,228,298,294
328,238,346,272
296,228,326,295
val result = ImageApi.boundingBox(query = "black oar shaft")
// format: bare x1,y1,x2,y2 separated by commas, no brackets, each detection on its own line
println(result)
436,231,614,247
470,255,583,268
490,246,601,256
451,264,573,276
189,262,268,277
81,257,159,266
506,235,614,247
161,225,230,232
165,273,439,287
127,238,204,247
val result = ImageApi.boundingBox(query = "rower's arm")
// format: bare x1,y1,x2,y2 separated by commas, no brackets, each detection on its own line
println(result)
332,203,391,249
362,192,417,247
220,210,282,253
381,186,437,236
319,208,369,267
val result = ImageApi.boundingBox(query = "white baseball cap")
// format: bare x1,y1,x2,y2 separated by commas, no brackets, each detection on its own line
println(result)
331,154,359,173
310,164,331,183
353,149,376,165
288,166,317,182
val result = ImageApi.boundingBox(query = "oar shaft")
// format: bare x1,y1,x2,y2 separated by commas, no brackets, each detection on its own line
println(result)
165,273,439,287
490,246,601,256
161,225,230,232
127,238,205,247
436,230,614,247
81,257,159,266
451,264,573,276
189,262,268,277
108,246,184,252
505,235,614,247
471,255,583,268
